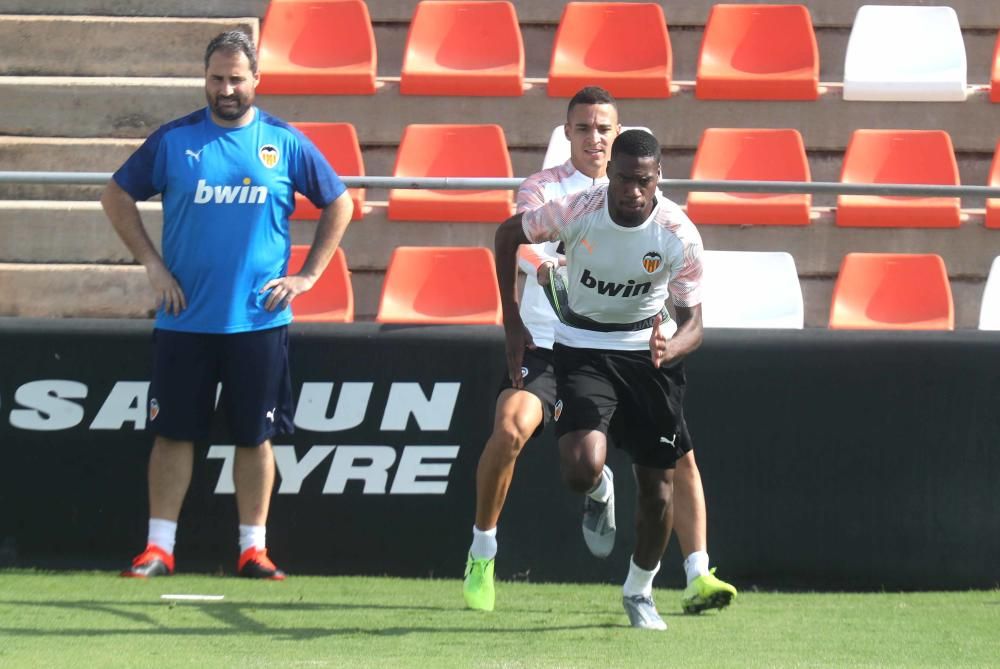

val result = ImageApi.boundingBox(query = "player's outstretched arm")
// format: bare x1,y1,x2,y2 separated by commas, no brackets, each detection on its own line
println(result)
495,212,532,387
261,190,353,312
649,304,704,368
101,180,186,316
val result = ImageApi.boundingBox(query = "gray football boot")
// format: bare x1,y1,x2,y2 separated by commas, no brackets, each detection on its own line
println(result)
582,465,616,558
622,594,668,631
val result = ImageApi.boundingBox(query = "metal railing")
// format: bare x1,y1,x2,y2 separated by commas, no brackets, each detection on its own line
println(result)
2,171,1000,198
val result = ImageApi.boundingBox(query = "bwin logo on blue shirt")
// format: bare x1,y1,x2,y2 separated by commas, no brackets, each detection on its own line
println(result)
193,178,268,205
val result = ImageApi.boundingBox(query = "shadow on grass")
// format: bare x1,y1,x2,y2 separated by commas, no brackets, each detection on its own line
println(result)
0,599,623,640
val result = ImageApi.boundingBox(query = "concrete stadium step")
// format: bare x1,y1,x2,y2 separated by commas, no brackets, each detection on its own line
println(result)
3,200,996,279
0,15,258,77
6,1,997,28
0,261,385,321
3,77,997,154
2,1,267,18
0,261,985,328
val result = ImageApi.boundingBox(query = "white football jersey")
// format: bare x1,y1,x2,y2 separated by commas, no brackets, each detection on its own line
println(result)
516,160,608,349
521,185,703,350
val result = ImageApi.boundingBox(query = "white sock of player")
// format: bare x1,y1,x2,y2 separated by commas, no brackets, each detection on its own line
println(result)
470,525,498,560
684,550,710,585
623,556,660,597
147,518,177,555
587,467,612,503
238,524,266,554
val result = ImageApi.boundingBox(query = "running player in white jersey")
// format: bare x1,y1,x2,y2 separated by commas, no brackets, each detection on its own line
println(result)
465,90,735,618
463,88,619,612
494,129,735,630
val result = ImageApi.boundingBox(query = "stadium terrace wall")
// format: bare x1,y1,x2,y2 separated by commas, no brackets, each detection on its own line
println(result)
0,318,997,590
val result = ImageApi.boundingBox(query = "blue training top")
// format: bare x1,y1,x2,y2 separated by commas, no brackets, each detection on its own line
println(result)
113,107,346,334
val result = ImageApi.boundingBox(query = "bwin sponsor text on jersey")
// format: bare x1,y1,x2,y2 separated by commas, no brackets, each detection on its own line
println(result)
579,268,651,298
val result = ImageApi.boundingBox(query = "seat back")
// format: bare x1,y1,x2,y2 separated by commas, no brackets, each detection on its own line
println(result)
987,140,1000,229
400,0,524,96
843,5,967,101
257,0,376,95
978,256,1000,330
388,124,513,222
829,253,954,330
991,31,1000,103
687,128,811,225
701,250,804,328
288,245,354,322
547,2,671,98
696,4,818,100
376,246,502,324
290,122,365,221
837,130,960,228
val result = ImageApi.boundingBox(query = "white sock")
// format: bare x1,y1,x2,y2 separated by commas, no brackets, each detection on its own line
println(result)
684,550,710,585
239,524,266,554
470,525,498,560
623,556,660,597
587,466,612,503
147,518,177,555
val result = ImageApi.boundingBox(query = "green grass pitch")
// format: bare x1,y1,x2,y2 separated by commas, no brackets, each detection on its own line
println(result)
0,570,997,668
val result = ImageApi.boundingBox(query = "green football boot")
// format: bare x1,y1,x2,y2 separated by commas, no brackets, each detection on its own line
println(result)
681,568,737,614
463,553,496,612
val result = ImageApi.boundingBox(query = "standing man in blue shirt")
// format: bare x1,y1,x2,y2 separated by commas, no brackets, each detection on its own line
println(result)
101,30,353,579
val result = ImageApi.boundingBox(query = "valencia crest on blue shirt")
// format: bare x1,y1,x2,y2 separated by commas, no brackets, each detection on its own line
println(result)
259,144,280,168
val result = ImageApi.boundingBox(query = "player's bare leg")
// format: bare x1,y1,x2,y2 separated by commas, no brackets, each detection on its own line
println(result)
121,436,192,577
147,436,194,521
622,464,673,630
474,389,545,531
674,450,737,613
559,429,616,558
673,450,706,557
465,389,544,611
233,440,284,580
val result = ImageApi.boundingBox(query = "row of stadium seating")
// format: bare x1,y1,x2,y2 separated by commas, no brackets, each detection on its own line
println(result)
258,1,1000,101
297,245,1000,332
292,122,1000,228
1,1,997,327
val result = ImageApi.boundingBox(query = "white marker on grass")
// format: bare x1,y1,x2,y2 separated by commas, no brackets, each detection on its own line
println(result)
160,594,225,601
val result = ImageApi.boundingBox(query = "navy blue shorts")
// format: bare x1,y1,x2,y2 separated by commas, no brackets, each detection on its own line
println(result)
148,326,294,446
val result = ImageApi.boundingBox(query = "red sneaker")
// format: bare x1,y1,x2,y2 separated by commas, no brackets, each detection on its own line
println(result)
237,547,286,580
121,544,175,578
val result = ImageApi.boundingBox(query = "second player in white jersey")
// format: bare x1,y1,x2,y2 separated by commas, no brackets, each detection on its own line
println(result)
516,160,607,349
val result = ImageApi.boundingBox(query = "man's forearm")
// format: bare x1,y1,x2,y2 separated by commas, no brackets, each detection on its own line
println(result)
299,191,353,282
100,180,161,268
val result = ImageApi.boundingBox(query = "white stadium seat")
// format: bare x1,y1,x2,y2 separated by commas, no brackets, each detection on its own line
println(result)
978,256,1000,330
843,5,967,102
701,250,804,329
541,124,653,170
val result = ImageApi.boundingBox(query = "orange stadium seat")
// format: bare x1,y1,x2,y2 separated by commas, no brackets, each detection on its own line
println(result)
547,2,672,98
992,31,1000,103
290,123,365,222
836,130,960,228
288,245,354,322
400,1,524,96
987,140,1000,229
376,246,502,324
829,253,954,330
696,4,818,100
686,128,811,226
257,0,376,95
387,124,514,222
